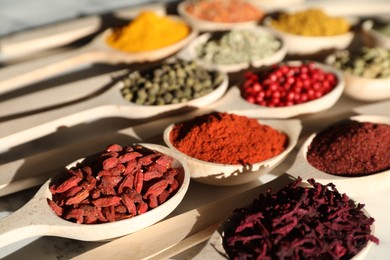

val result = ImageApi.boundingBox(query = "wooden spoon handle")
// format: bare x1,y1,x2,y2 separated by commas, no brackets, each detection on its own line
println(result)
0,16,100,62
0,96,113,150
74,175,294,259
0,46,108,95
0,192,54,248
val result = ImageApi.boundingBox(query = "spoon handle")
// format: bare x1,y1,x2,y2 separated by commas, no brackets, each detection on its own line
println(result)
0,190,56,248
0,45,108,95
0,16,100,62
0,95,115,150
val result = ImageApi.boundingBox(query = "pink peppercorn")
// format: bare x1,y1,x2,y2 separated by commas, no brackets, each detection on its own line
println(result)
241,62,338,107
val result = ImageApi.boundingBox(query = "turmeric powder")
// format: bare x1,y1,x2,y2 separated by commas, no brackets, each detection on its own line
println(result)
107,11,190,52
270,9,350,36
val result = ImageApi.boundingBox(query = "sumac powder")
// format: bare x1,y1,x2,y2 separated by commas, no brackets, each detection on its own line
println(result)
222,177,378,259
48,144,181,224
306,120,390,176
169,112,288,165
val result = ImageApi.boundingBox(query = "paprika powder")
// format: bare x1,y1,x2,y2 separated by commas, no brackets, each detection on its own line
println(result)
169,112,288,165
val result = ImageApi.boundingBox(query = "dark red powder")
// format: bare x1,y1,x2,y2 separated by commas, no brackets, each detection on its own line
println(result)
306,120,390,176
222,178,378,259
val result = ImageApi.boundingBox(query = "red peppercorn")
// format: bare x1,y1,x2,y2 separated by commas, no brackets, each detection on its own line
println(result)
241,62,338,107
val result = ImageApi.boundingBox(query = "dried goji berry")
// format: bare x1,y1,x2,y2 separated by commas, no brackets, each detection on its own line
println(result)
106,144,123,152
124,160,140,175
57,186,83,206
124,189,142,203
148,195,158,208
137,201,148,215
102,157,119,170
92,196,121,207
121,193,137,216
102,206,116,222
134,170,144,194
118,174,134,194
47,199,63,216
143,170,163,181
156,155,173,167
119,151,142,163
144,180,168,199
66,189,89,205
64,208,84,223
138,154,158,166
54,176,82,193
158,190,171,204
81,175,97,191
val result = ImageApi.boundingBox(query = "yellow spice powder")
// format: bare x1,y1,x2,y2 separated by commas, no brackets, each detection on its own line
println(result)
271,9,350,36
107,11,190,52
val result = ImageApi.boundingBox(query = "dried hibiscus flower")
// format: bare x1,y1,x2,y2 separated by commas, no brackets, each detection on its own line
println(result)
222,177,378,259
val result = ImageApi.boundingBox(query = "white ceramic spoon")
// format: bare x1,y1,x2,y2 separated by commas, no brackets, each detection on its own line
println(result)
208,61,345,118
0,143,190,249
164,118,302,186
0,15,197,95
0,72,228,150
287,115,390,196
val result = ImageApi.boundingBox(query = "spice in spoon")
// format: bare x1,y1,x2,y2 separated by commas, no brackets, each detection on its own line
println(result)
270,9,350,36
121,60,224,105
186,0,263,23
241,62,337,107
196,29,282,65
107,11,190,52
306,120,390,176
329,47,390,79
48,144,182,224
223,177,378,259
169,112,288,165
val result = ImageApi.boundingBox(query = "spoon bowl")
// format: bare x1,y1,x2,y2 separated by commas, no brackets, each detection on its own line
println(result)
325,53,390,101
177,1,261,32
182,27,287,73
0,143,190,248
0,69,228,150
288,115,390,196
0,15,198,95
263,17,354,55
209,61,344,118
205,186,375,260
163,118,302,186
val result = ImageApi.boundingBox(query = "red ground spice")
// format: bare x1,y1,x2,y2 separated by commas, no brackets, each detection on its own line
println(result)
306,120,390,176
169,112,288,165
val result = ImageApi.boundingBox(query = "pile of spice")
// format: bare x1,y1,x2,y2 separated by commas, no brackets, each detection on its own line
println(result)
195,29,282,65
169,112,288,165
270,9,350,36
307,120,390,176
222,177,378,259
329,47,390,79
106,11,190,52
48,144,182,224
121,60,224,105
241,62,337,107
185,0,263,23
